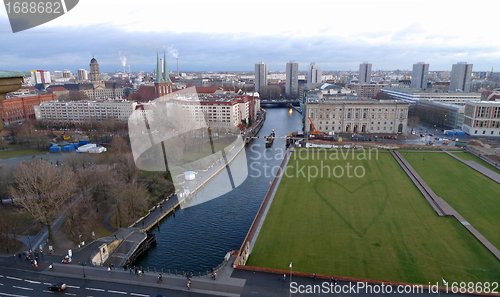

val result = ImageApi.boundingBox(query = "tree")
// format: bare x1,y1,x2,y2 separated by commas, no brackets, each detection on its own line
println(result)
408,116,420,130
9,159,77,239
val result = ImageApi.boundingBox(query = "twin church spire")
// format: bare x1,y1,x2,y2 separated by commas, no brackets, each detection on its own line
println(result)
154,47,173,98
155,48,172,84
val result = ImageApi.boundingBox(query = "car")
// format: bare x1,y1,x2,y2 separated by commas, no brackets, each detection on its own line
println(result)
49,283,67,291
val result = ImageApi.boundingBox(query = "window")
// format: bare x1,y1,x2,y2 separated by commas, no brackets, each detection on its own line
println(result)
483,131,486,134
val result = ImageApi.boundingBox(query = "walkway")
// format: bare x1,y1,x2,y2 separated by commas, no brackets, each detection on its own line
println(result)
42,255,246,297
443,150,500,184
390,150,500,261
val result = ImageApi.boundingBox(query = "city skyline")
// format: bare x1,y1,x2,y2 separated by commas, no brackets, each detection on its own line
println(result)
1,0,499,72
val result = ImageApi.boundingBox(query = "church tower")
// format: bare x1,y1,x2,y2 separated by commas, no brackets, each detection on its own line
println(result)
89,56,102,82
155,49,173,98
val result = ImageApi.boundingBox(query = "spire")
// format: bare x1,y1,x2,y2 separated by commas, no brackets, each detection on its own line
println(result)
163,47,172,83
155,49,165,84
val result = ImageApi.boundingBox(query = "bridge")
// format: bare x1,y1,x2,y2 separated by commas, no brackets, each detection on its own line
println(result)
260,100,301,107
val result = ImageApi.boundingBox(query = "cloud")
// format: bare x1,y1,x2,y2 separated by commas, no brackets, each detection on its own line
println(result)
1,15,499,72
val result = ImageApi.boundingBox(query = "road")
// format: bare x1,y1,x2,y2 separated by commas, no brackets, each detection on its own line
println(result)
0,268,227,297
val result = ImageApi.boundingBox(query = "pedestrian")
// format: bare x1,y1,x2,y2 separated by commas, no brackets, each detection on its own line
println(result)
157,273,162,283
187,278,191,290
14,254,16,261
313,273,316,280
135,267,138,275
282,274,286,282
108,266,111,274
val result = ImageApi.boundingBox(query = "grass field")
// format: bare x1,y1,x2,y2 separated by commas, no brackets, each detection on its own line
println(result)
451,152,500,174
0,148,45,159
404,152,500,251
247,150,500,284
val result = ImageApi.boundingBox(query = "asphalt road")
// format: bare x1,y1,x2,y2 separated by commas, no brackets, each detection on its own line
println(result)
0,268,221,297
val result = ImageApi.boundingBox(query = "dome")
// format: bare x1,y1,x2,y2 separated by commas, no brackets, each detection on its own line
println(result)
90,57,98,64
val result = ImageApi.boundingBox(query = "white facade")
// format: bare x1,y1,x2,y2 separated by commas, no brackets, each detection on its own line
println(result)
285,61,299,99
449,62,473,92
382,88,481,105
34,100,137,123
306,99,409,134
358,62,372,84
254,62,268,93
411,62,429,89
307,62,322,89
462,101,500,136
78,69,88,81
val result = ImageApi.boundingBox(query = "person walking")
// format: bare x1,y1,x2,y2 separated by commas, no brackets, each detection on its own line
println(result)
157,273,162,283
108,266,111,274
187,278,191,290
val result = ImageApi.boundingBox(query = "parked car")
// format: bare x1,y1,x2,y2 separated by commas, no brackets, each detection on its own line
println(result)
49,283,67,292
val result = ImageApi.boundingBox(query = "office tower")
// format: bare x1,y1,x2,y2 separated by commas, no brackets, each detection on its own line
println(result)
411,62,429,89
53,71,63,79
254,62,268,93
89,57,102,82
307,62,322,89
285,61,299,99
63,69,72,78
359,62,372,84
78,69,88,81
449,62,473,92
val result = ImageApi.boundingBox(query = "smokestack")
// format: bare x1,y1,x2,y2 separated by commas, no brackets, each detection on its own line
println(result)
177,57,179,76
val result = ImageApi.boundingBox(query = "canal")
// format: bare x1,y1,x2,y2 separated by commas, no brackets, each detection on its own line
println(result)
134,108,303,274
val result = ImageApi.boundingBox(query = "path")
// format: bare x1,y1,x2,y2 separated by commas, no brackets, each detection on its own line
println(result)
443,150,500,184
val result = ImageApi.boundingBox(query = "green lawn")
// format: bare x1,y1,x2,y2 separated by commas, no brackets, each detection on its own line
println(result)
0,148,46,159
247,150,500,284
451,152,500,174
404,152,500,251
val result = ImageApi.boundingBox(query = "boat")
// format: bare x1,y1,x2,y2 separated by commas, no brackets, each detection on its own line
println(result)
265,129,275,148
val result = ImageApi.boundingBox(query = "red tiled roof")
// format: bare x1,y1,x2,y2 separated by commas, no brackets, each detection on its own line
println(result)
129,86,156,102
51,87,68,92
195,86,240,94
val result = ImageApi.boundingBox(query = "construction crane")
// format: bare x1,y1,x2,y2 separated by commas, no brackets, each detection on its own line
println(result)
308,117,324,135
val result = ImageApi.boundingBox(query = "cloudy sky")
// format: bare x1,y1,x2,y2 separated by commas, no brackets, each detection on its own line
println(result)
0,0,499,73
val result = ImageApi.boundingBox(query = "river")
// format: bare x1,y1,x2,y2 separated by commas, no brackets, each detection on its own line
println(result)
134,107,303,274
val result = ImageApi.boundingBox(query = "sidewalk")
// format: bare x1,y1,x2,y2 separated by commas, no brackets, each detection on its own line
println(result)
41,255,245,297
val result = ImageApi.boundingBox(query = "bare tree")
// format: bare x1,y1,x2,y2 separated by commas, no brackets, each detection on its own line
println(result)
110,182,149,228
408,116,421,130
9,159,77,238
59,153,95,171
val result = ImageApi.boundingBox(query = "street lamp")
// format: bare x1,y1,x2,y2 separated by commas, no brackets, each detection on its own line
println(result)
80,261,86,278
289,262,292,297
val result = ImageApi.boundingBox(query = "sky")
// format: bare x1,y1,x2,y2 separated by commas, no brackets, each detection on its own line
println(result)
0,0,499,73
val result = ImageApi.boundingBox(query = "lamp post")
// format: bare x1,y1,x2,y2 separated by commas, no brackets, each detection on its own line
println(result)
289,262,292,297
80,261,86,278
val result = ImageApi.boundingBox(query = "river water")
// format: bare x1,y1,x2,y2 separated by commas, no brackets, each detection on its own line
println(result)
135,108,303,273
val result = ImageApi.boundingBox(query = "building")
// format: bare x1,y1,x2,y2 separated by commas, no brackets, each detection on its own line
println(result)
154,50,173,98
63,69,72,78
411,62,429,89
307,62,322,89
254,62,268,93
358,62,372,84
0,93,56,126
348,83,388,98
449,62,473,92
34,99,137,124
285,61,299,99
49,86,69,100
78,69,88,81
462,101,500,136
30,70,51,85
414,100,465,129
89,57,102,82
53,71,63,79
305,98,409,135
381,88,481,114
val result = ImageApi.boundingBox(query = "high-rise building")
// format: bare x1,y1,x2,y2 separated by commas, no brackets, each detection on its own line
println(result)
285,61,299,99
89,57,102,82
78,69,88,81
358,62,372,84
411,62,429,89
307,62,322,89
254,62,268,93
63,69,72,78
449,62,473,92
30,70,51,84
53,71,63,79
